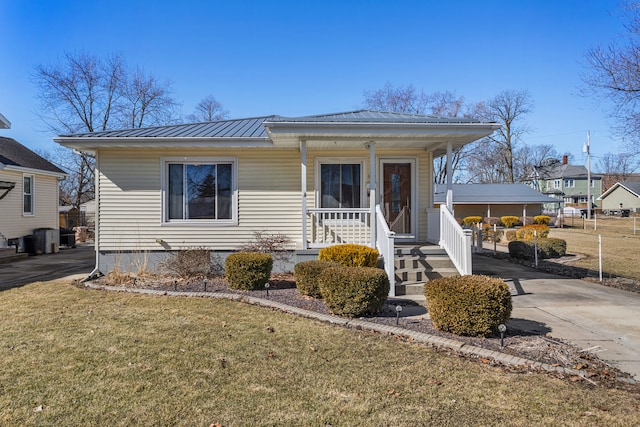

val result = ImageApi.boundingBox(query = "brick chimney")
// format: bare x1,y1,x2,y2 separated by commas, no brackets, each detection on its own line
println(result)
562,155,568,165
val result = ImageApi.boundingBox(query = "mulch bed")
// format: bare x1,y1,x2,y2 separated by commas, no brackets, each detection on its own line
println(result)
94,269,640,392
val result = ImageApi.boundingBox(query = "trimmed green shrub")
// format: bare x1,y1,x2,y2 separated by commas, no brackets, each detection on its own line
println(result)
318,244,378,267
424,275,512,337
294,260,339,298
534,215,551,225
318,266,389,317
508,238,566,259
462,216,482,227
501,216,519,228
515,224,550,240
225,252,273,290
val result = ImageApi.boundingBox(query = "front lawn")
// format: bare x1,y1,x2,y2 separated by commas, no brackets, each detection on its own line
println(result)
1,280,639,426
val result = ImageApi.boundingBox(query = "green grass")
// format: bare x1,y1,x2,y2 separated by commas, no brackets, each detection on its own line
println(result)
1,280,639,426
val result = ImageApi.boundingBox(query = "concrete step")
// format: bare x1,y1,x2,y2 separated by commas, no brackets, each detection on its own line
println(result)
394,246,447,256
394,255,456,270
395,280,426,296
395,268,459,283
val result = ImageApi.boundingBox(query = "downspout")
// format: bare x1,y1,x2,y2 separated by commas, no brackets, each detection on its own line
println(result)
82,150,101,281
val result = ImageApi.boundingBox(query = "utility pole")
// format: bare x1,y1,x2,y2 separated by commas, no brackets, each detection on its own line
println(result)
583,131,592,220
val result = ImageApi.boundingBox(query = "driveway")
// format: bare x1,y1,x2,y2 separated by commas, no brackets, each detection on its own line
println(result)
473,253,640,380
0,244,95,290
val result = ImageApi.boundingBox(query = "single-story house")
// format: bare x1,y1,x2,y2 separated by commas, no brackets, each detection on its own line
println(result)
431,183,560,233
598,181,640,213
54,110,500,292
0,134,67,251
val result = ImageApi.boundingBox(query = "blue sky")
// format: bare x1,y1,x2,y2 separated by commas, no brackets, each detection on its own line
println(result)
0,0,628,169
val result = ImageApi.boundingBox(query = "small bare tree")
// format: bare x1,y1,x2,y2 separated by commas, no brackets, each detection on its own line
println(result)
187,95,228,122
239,231,292,263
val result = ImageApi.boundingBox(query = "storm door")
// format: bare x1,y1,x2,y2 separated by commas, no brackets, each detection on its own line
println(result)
380,160,416,239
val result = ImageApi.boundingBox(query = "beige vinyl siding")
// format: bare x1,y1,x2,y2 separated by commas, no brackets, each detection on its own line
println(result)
0,170,59,239
97,148,303,251
97,147,433,251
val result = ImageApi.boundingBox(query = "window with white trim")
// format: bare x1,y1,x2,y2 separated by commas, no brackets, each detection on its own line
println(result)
553,179,561,189
23,175,34,215
564,179,575,188
319,162,363,208
163,158,236,223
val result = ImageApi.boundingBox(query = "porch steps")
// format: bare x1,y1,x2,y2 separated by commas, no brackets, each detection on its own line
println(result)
393,246,459,299
0,248,28,265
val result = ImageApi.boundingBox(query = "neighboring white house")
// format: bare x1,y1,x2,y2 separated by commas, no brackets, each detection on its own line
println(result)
55,110,500,287
598,182,640,213
0,131,66,251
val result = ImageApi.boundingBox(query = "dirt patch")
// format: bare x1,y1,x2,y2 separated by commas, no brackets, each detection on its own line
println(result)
94,272,639,392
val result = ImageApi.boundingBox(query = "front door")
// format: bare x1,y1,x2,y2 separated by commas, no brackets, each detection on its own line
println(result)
381,160,415,239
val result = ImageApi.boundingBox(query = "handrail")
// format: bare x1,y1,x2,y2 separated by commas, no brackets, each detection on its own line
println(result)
376,204,396,296
439,204,472,275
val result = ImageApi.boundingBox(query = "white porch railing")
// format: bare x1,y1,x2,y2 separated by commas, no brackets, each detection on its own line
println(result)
307,208,371,248
439,204,472,275
375,204,396,296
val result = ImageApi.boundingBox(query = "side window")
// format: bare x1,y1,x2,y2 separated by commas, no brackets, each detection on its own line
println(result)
164,159,236,223
23,175,34,215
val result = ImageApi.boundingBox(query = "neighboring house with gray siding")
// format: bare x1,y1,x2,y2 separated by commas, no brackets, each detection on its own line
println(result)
55,110,500,291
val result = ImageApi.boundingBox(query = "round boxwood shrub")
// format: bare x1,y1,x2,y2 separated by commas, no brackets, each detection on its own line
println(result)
515,224,550,240
318,266,389,317
534,215,551,225
318,244,379,267
424,275,512,337
501,216,519,228
225,252,273,290
508,238,566,259
294,260,339,298
462,216,482,227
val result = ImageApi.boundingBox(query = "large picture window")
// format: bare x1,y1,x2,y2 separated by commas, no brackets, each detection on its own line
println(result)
319,163,362,208
164,159,236,223
23,175,33,215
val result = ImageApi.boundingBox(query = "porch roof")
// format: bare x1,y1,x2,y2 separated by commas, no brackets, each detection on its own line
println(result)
54,109,500,155
434,184,560,205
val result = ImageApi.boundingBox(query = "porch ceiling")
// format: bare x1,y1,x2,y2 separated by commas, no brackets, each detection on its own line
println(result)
263,121,500,156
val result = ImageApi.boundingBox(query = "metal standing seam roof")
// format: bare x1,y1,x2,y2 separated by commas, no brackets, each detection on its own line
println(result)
434,183,560,204
59,116,278,139
57,110,498,140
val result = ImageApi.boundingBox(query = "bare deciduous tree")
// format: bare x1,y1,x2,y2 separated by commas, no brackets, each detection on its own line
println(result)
33,51,180,207
598,151,640,189
582,1,640,149
474,89,534,183
187,95,228,122
362,83,475,183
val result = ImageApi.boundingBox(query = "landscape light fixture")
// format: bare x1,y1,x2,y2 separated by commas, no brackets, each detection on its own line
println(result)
498,324,507,347
265,282,270,297
395,305,403,326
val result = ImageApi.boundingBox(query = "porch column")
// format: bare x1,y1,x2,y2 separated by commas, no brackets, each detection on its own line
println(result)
446,141,453,211
487,204,491,218
523,204,527,225
366,141,376,247
301,140,308,249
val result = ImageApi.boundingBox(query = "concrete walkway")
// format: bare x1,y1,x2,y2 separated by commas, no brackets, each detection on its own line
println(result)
472,252,640,380
0,244,638,380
